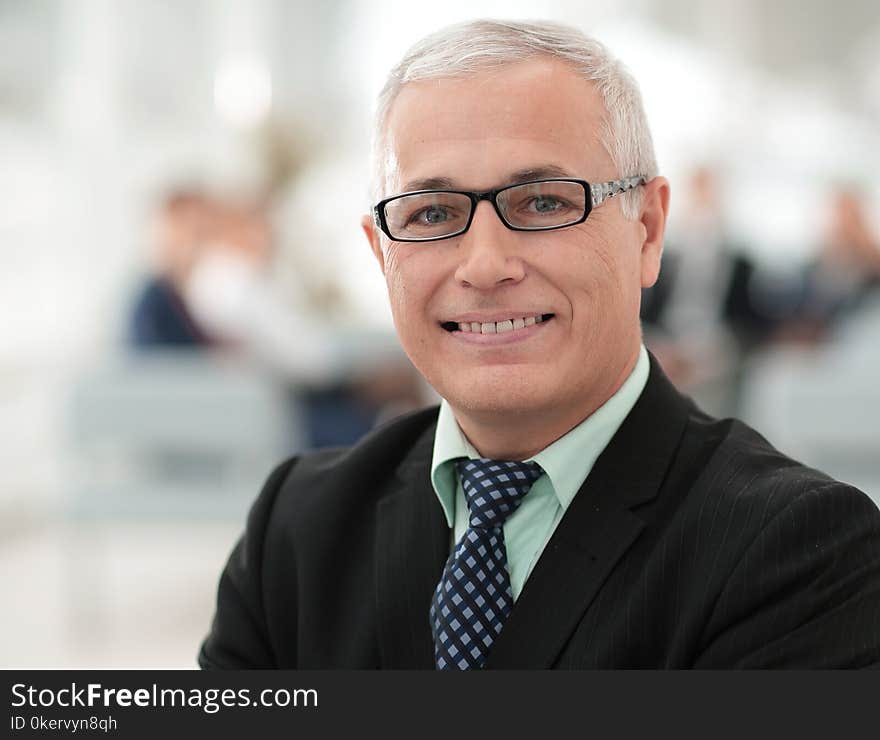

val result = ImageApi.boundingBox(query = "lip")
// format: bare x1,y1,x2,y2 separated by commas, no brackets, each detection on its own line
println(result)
443,316,553,345
442,311,552,324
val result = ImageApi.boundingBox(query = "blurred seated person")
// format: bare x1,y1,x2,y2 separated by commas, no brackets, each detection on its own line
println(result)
128,189,218,347
774,185,880,344
128,189,424,447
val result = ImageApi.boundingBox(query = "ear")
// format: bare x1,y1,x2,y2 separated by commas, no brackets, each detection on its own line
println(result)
638,176,670,289
361,213,385,274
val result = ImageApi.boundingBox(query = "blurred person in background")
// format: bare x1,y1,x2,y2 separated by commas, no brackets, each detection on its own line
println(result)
640,166,772,413
774,185,880,343
128,189,218,347
128,188,422,447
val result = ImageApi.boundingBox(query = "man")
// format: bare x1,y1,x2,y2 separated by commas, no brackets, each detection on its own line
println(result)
129,189,217,347
199,19,880,669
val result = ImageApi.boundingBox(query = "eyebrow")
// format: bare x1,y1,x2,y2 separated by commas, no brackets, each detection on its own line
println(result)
400,165,575,193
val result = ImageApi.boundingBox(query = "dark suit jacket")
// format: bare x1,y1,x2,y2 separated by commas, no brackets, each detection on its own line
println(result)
199,357,880,668
129,276,210,348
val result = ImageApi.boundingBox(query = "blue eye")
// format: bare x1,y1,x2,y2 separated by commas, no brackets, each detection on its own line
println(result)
406,205,451,225
530,196,564,213
422,206,450,223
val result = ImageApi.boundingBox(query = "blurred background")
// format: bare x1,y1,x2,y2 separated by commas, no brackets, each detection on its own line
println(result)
2,0,879,668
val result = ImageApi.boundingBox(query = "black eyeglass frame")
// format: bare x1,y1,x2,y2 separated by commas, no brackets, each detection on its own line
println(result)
372,175,647,243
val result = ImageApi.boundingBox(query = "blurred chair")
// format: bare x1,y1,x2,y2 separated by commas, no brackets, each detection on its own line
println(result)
739,342,880,508
64,349,301,638
66,349,301,522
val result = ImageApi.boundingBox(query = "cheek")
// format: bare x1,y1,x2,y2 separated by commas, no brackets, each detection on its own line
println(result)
589,219,642,292
382,244,440,333
563,230,624,309
593,247,629,301
560,227,641,340
383,247,407,309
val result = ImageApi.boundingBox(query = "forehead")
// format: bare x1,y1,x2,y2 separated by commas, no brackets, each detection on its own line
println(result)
383,57,613,193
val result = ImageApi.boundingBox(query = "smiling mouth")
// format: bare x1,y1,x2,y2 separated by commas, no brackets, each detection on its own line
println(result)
441,313,555,334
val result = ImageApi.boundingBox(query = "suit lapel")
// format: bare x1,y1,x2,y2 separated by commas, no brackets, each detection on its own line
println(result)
486,356,691,668
375,421,449,668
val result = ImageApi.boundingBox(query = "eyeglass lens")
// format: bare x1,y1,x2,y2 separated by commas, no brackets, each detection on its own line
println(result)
383,180,587,240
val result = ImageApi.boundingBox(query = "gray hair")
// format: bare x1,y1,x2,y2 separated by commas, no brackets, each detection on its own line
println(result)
370,18,657,220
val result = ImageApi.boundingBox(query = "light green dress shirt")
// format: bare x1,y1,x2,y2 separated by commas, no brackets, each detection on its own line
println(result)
430,344,650,601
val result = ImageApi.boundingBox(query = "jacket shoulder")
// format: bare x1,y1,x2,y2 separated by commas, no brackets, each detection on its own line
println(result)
688,412,871,510
263,404,439,522
651,411,880,667
691,418,880,667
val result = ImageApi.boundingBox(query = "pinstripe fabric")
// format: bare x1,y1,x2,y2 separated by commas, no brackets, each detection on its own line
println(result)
550,447,880,668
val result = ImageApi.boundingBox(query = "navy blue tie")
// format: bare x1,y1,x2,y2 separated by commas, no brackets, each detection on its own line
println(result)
430,458,544,669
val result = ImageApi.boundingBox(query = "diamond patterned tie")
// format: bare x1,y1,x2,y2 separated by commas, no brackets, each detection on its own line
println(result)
430,458,543,669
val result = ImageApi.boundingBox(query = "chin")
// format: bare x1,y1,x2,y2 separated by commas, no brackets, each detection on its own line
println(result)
434,366,557,417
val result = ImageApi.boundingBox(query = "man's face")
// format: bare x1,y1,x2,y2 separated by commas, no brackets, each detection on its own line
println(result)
363,58,666,432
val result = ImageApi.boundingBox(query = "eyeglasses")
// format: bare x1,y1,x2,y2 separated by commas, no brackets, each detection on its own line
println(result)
372,176,646,243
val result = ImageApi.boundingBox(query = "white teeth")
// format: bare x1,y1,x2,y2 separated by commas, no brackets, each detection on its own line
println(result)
451,314,548,333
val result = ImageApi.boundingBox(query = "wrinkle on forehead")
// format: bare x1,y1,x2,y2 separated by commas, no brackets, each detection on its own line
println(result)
400,164,577,194
382,59,613,197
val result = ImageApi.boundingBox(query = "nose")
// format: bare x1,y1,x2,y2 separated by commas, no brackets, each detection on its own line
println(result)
453,201,526,289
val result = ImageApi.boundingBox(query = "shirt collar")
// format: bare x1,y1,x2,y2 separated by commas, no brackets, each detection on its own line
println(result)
430,344,650,527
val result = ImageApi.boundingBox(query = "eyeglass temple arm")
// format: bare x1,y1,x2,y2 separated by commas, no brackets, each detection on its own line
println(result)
590,176,647,208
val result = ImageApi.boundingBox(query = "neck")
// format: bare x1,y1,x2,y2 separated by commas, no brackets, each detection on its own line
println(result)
452,349,640,460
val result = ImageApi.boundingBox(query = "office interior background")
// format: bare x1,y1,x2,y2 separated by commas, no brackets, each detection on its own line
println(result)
2,0,879,667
